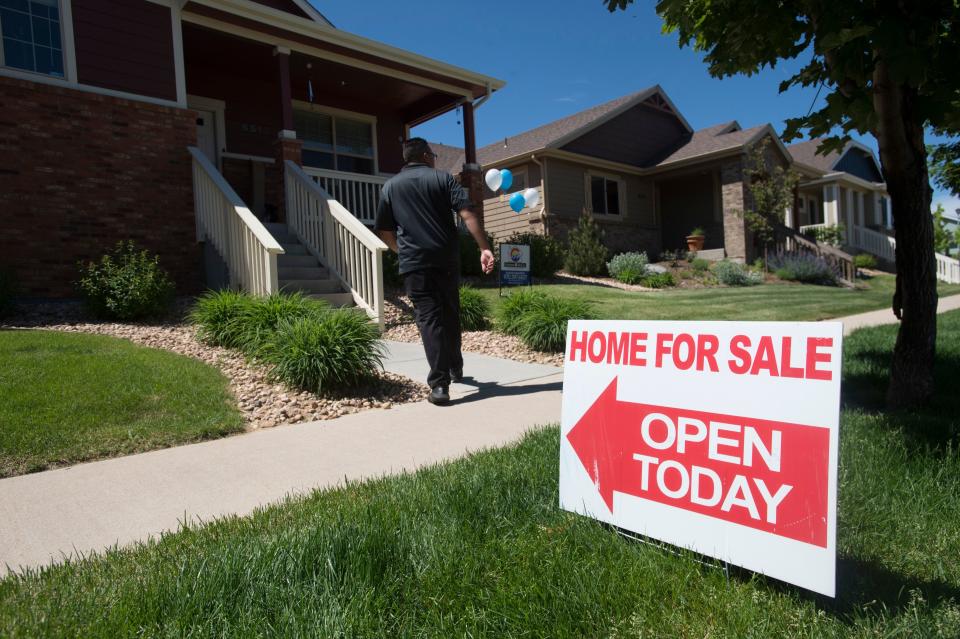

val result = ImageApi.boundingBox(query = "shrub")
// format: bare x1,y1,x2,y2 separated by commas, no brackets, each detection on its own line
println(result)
515,295,596,352
235,292,330,354
689,226,706,237
768,252,838,286
853,253,878,271
382,251,402,289
564,214,609,276
808,224,845,247
713,260,764,287
607,252,649,282
459,286,490,331
640,272,676,288
76,240,175,320
660,249,680,267
259,309,384,393
496,288,548,335
460,233,496,277
0,268,16,318
190,290,256,348
503,232,566,278
691,258,710,273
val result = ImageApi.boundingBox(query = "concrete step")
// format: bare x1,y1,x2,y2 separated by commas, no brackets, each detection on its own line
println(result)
280,278,342,294
306,292,355,308
277,254,318,268
278,266,329,280
280,243,308,256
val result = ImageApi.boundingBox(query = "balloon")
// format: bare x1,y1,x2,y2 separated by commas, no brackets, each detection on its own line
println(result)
484,168,502,191
522,187,540,209
509,192,526,213
499,168,513,191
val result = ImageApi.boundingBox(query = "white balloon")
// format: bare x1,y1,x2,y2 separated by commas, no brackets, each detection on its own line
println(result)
522,187,540,209
484,168,502,192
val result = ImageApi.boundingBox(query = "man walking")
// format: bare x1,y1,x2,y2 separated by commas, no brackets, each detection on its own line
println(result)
375,138,494,405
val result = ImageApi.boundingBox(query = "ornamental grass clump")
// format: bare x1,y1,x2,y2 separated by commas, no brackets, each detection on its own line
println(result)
607,252,649,284
496,288,549,335
768,252,838,286
234,291,330,355
640,272,676,288
713,260,764,287
190,289,256,348
259,309,384,393
76,240,175,320
459,286,490,331
515,295,596,352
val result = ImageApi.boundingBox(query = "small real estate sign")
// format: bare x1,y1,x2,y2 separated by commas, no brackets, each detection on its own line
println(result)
499,243,531,287
559,320,842,597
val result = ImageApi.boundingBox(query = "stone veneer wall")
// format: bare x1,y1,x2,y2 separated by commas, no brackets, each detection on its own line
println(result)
0,76,199,296
720,158,749,262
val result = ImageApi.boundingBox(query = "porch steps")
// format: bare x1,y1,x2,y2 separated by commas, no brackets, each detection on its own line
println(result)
265,223,354,308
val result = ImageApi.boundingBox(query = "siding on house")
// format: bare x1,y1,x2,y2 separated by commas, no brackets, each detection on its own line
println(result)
561,103,688,168
835,149,883,183
72,0,177,101
481,162,544,241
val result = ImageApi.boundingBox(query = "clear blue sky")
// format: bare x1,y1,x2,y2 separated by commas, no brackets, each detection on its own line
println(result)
314,0,956,214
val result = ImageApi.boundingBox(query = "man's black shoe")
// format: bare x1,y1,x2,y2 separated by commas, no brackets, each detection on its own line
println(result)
450,368,464,383
428,386,450,405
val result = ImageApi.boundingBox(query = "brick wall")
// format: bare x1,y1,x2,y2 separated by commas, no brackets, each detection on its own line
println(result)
0,76,198,297
720,158,749,262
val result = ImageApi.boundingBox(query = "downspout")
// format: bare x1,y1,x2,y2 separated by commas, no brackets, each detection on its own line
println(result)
472,83,493,110
530,153,549,234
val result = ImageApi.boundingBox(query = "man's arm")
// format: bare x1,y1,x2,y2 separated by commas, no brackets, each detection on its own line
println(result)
377,230,398,253
459,207,495,274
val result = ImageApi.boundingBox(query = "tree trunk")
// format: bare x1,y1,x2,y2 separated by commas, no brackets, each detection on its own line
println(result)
872,63,938,409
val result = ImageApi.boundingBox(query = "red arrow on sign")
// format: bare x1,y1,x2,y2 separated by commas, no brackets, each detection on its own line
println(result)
565,376,830,546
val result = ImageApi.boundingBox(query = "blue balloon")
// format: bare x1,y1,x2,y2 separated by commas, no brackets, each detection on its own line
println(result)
509,192,525,213
499,169,513,191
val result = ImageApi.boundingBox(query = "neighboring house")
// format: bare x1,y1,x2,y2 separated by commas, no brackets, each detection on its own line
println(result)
433,86,794,262
1,0,503,315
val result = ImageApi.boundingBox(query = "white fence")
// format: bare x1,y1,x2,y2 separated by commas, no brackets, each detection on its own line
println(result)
285,161,388,328
301,167,387,226
937,252,960,284
851,226,897,263
189,147,283,295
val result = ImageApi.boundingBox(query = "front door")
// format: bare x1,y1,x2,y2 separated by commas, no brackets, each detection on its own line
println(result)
195,110,218,165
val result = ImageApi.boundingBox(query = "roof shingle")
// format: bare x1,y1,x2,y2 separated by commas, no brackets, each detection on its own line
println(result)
786,139,839,172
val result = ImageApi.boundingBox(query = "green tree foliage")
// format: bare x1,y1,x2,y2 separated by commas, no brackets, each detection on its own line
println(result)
929,139,960,196
564,214,609,276
605,0,960,408
741,139,800,256
932,204,953,255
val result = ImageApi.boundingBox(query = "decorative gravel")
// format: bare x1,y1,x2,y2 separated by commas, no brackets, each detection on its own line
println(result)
2,301,426,431
383,293,564,367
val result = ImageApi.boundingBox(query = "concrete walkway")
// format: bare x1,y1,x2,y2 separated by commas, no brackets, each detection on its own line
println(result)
2,295,959,576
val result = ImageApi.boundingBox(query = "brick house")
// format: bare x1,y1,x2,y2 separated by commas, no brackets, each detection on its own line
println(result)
433,87,793,263
0,0,503,321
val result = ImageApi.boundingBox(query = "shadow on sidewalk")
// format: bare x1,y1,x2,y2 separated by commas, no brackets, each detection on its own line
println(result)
448,376,563,405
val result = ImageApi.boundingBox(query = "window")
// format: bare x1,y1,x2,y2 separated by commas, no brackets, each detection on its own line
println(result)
294,108,376,175
0,0,64,77
589,174,622,216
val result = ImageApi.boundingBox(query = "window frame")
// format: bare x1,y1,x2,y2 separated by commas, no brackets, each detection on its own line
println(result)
0,0,75,81
292,101,379,176
584,169,626,218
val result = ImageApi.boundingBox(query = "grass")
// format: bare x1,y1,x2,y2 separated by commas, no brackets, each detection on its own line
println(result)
0,330,243,478
3,313,960,636
483,273,960,322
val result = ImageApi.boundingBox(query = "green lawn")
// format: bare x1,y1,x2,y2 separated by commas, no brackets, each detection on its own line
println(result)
0,330,244,478
2,314,959,637
476,273,960,321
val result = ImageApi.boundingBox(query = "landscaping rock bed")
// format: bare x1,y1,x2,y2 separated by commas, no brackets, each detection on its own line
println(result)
384,293,564,367
3,301,426,431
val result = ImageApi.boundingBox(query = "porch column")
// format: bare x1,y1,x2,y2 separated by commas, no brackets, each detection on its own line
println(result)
822,184,838,226
857,191,865,228
272,46,302,223
720,158,749,262
459,100,484,228
885,195,893,229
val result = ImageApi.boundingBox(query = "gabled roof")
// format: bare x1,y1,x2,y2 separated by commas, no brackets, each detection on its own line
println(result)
476,86,691,166
653,122,792,169
786,139,842,173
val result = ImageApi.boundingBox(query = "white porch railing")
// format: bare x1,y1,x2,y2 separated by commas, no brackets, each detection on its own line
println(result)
799,223,828,235
285,161,388,328
937,253,960,284
189,147,283,295
301,167,387,226
851,225,896,263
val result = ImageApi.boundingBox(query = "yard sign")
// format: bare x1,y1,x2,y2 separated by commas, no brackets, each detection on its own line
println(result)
499,243,531,288
559,320,842,597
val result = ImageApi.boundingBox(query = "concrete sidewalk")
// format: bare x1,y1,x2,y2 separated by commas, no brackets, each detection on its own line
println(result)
0,344,561,576
3,295,959,576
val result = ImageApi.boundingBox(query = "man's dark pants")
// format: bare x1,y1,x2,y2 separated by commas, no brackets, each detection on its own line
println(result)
403,266,463,389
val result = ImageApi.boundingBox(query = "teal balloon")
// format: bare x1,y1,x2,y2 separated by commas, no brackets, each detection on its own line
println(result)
500,169,513,191
509,192,525,213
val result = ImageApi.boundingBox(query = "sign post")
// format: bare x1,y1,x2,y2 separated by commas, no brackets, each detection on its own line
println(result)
559,320,842,597
499,243,531,295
